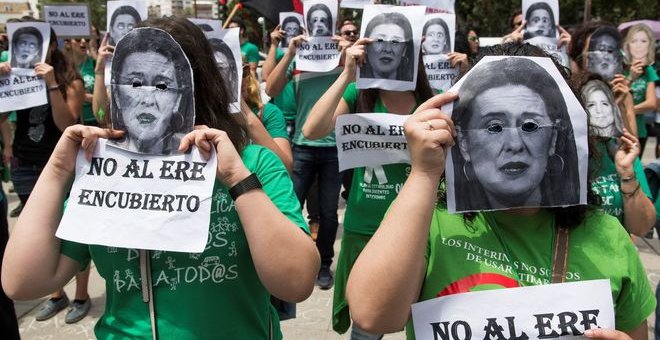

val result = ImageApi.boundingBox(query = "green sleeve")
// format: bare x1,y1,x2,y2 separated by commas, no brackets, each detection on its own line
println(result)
244,145,308,233
614,228,656,330
259,103,289,140
275,48,284,62
0,51,7,62
341,82,359,113
634,158,652,199
645,65,659,83
60,239,92,269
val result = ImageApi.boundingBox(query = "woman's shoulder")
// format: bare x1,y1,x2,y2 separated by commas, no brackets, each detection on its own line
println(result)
240,144,287,173
574,209,632,247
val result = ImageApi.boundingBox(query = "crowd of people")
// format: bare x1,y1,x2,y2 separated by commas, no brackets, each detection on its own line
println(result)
0,2,658,340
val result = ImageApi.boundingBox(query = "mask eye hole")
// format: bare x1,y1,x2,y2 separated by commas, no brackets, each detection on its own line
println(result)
521,121,540,132
132,81,142,88
155,83,167,91
486,123,503,134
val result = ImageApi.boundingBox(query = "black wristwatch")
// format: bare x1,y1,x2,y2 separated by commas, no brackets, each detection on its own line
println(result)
228,173,262,200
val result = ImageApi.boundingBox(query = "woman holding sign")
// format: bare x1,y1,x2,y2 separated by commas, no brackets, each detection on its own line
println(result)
2,17,319,340
303,30,434,338
346,44,655,340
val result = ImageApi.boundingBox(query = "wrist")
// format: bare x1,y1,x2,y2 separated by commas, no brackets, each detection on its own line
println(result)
228,172,262,201
224,167,252,188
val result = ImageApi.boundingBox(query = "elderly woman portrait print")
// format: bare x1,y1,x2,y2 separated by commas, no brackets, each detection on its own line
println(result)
451,56,580,212
306,3,332,37
280,15,302,48
360,12,415,82
110,27,194,155
523,2,557,40
10,26,43,68
581,79,624,138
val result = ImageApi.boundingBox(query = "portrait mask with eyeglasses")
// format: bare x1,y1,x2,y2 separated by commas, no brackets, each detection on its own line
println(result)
585,27,623,81
448,56,584,212
11,27,43,69
110,27,194,155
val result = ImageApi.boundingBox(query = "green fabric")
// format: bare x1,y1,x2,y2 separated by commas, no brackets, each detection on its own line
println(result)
292,69,342,146
61,144,308,340
270,81,296,122
627,65,660,138
1,51,16,121
241,41,260,63
252,103,289,140
78,56,96,124
406,208,656,339
591,140,652,224
332,231,372,334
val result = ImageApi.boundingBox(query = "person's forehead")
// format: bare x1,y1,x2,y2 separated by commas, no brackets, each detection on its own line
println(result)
530,8,550,16
341,24,357,32
17,33,38,41
228,22,239,28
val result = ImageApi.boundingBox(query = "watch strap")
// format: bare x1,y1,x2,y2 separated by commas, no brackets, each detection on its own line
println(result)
229,173,262,200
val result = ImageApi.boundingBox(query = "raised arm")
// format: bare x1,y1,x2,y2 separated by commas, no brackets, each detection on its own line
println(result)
265,34,305,98
241,100,293,172
179,129,319,302
92,34,113,123
302,38,369,140
347,93,458,333
2,126,124,299
633,81,656,115
35,62,84,130
261,26,284,81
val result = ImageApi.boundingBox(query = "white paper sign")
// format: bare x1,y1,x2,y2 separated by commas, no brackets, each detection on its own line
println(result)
188,18,223,33
8,22,51,69
423,13,455,55
522,0,559,40
43,4,91,38
335,113,410,171
104,0,148,86
412,280,615,340
424,54,458,92
296,0,340,72
206,28,242,113
445,56,588,213
57,139,217,253
401,0,455,13
526,36,569,67
279,12,304,50
0,69,47,112
357,5,425,91
341,0,374,8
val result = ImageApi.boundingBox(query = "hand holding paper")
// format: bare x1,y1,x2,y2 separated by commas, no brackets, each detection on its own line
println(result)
33,62,56,86
344,38,370,75
0,62,10,76
52,125,124,175
179,128,250,188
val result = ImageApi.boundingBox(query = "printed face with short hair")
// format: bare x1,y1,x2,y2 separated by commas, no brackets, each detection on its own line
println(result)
459,85,556,207
423,23,448,55
14,33,39,68
586,34,621,80
527,8,552,37
111,14,137,44
116,51,180,151
629,30,650,63
366,23,406,79
309,9,330,36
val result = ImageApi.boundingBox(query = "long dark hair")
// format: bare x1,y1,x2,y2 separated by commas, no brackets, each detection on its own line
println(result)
134,17,247,151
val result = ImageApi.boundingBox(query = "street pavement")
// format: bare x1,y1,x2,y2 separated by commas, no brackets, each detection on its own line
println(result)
9,141,660,339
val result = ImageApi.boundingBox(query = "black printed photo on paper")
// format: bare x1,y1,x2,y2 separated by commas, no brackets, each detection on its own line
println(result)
447,56,587,213
422,16,452,55
581,79,624,138
280,13,304,49
361,11,414,81
586,26,623,81
109,27,195,156
522,0,558,40
107,1,146,46
306,2,333,37
9,23,50,69
209,38,239,104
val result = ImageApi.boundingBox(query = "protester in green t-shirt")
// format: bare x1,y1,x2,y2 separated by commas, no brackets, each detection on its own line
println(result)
347,43,655,340
2,17,320,340
303,37,434,338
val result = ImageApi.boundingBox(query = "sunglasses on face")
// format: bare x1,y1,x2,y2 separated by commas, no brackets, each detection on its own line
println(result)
468,36,479,42
342,30,358,36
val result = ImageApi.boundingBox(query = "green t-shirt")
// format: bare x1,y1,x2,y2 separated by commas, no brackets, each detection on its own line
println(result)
0,51,16,121
61,144,307,339
78,56,97,124
408,208,655,338
341,82,413,235
590,140,651,224
292,69,342,147
251,102,289,140
626,65,660,138
241,41,260,63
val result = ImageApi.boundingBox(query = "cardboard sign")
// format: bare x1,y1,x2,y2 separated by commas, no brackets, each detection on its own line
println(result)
296,0,340,72
335,113,410,171
43,4,91,38
57,139,217,253
412,280,615,340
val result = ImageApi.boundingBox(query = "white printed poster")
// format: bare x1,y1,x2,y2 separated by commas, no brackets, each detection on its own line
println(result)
42,4,91,38
412,280,615,340
296,0,341,72
422,13,457,91
206,28,242,113
56,139,217,253
0,22,51,111
424,54,458,92
400,0,455,13
104,0,148,86
340,0,374,8
445,56,588,213
279,12,304,50
357,5,425,91
521,0,568,67
335,113,410,171
188,18,223,34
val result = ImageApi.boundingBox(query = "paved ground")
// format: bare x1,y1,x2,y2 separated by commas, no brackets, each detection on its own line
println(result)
9,140,660,339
